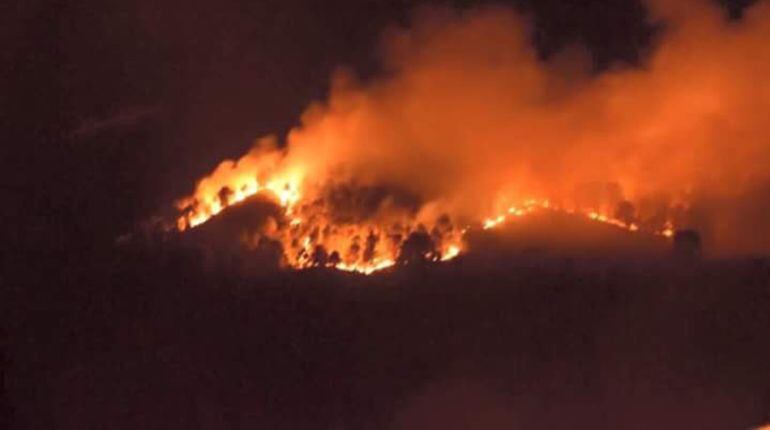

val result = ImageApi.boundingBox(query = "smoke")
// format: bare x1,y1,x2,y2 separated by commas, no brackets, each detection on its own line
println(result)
182,0,770,256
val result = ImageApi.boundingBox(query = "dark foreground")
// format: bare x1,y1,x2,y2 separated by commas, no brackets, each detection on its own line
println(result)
4,239,770,429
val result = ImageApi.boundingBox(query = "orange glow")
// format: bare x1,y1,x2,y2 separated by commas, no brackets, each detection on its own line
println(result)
177,167,303,231
174,0,770,268
176,145,466,273
176,160,676,274
336,258,396,275
478,199,675,237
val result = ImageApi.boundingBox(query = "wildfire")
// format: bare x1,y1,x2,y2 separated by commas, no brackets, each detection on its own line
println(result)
177,175,302,230
483,199,548,230
165,0,770,268
174,152,469,274
480,199,676,238
175,153,679,275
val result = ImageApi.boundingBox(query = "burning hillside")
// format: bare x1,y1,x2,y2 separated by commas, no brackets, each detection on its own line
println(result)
174,0,770,272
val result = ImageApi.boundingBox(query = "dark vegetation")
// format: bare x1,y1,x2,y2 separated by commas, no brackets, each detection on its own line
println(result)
4,220,770,429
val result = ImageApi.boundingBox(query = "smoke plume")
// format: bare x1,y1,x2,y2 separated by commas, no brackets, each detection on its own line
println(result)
179,0,770,259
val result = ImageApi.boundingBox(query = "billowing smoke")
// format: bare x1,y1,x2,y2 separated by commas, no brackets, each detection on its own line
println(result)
178,0,770,261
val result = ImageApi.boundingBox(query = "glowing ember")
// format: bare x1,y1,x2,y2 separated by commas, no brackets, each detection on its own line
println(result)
478,199,675,238
441,245,462,261
336,258,396,275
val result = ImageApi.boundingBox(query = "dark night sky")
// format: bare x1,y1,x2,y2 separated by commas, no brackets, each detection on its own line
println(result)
1,0,757,257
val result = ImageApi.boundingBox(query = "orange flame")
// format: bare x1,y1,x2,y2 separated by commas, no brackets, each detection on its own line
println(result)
173,0,770,266
175,159,676,274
